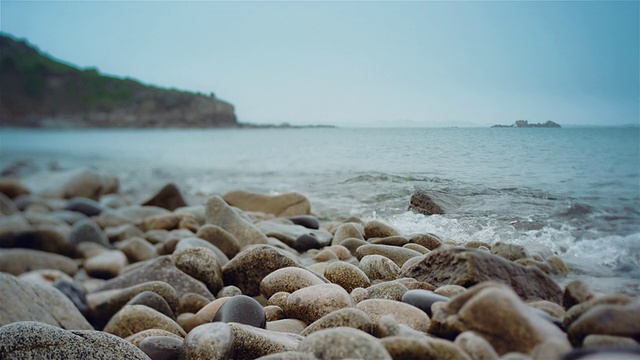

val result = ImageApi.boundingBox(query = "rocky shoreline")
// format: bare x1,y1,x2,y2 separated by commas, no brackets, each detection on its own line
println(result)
0,167,638,359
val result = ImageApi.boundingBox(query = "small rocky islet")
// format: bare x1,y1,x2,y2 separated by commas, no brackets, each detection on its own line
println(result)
0,167,639,360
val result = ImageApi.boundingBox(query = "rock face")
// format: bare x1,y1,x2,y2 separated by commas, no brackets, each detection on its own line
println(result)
429,282,568,355
0,273,92,330
408,190,461,215
399,247,562,304
0,321,151,359
223,191,311,217
0,35,237,128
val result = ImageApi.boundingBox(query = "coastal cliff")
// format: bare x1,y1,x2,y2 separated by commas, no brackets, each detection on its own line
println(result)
0,34,237,128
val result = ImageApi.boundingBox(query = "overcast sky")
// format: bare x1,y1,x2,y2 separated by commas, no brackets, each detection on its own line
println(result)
1,1,638,127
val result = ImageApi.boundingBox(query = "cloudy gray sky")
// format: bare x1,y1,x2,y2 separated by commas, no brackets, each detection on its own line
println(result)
2,1,638,127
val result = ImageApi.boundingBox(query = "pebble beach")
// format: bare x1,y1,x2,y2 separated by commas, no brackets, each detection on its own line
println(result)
0,166,639,360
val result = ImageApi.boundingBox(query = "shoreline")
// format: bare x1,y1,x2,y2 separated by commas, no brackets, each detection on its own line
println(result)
1,166,639,358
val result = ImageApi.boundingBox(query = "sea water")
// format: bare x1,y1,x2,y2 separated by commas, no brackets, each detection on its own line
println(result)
1,127,639,294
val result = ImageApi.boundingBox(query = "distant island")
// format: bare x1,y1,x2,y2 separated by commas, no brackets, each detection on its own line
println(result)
491,120,561,128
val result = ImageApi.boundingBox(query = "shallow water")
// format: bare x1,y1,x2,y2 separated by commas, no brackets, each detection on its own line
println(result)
2,126,639,294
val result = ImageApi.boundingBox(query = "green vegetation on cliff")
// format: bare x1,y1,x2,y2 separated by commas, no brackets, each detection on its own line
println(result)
0,34,237,128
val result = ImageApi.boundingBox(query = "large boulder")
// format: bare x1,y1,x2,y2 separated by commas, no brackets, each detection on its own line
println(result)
0,273,92,330
399,247,562,304
429,282,568,355
408,190,461,215
223,191,311,217
0,321,150,359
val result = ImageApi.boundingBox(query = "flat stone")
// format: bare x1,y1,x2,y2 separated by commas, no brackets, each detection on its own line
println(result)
266,319,307,334
0,248,78,275
400,247,563,304
87,281,178,328
356,298,431,337
284,283,354,324
300,307,373,336
139,336,184,360
65,197,105,217
428,282,569,355
94,255,214,300
402,289,450,317
324,261,371,292
0,273,92,330
196,224,241,258
84,250,128,279
223,245,300,296
141,183,187,211
223,191,311,217
287,215,320,230
173,246,223,295
363,220,400,239
182,322,233,360
260,267,325,298
356,244,423,267
103,305,185,338
205,195,269,248
230,322,303,360
359,254,400,281
258,221,332,248
568,302,640,346
0,225,74,256
370,235,410,247
297,327,391,360
213,294,266,329
0,321,150,359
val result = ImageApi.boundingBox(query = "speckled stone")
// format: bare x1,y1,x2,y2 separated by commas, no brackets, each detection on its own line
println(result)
213,295,267,329
172,246,223,295
359,254,400,281
356,244,422,267
217,285,242,298
260,267,325,298
367,281,409,301
177,293,211,315
331,223,364,245
300,307,373,336
266,319,307,334
0,321,151,359
454,331,499,360
104,305,186,338
94,255,214,300
363,220,400,239
297,327,391,360
267,292,291,308
0,273,93,330
138,336,184,360
126,291,175,320
254,351,317,360
284,283,354,324
205,195,269,248
434,284,467,298
381,335,471,360
265,305,286,322
324,261,371,292
351,287,369,304
182,322,233,360
356,298,431,337
230,322,303,360
312,248,338,262
196,224,241,259
341,238,368,256
87,281,179,328
223,245,301,296
124,329,184,347
409,233,443,250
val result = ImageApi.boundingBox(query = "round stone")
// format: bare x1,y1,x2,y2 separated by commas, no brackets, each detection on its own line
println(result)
284,283,353,324
213,294,267,329
297,327,392,360
292,234,321,253
173,246,223,295
324,261,371,293
358,254,400,281
138,336,184,360
259,267,324,299
183,322,233,360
